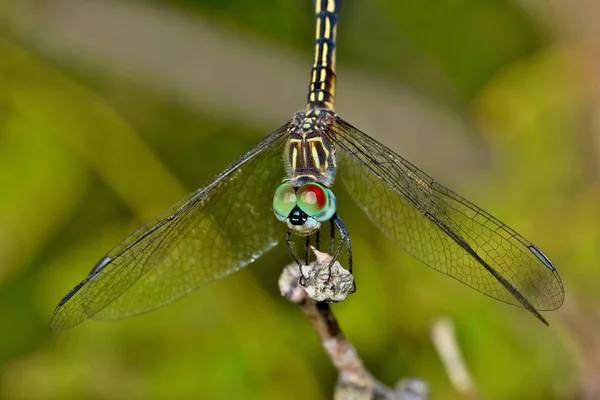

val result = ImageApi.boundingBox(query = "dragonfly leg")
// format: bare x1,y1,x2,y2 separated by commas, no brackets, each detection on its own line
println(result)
332,215,356,292
315,230,320,251
286,230,307,285
331,216,347,265
329,220,335,255
305,236,310,265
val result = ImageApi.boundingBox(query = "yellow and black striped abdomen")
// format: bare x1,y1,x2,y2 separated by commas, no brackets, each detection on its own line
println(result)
307,0,339,110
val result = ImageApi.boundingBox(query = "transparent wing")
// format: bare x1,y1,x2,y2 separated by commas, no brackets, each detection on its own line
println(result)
328,117,564,322
50,124,290,331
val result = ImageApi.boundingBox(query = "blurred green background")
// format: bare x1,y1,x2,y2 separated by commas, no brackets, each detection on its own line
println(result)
0,0,598,399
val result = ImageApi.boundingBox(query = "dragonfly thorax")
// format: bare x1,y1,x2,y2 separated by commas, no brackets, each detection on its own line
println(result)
286,108,337,187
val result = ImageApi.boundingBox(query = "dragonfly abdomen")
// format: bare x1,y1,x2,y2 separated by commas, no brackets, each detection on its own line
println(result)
307,0,339,110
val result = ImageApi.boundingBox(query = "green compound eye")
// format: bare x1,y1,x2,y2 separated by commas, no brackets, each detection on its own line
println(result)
296,183,336,222
273,183,297,221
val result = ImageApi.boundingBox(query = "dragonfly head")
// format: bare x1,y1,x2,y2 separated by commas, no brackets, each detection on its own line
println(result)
273,181,336,236
287,205,320,235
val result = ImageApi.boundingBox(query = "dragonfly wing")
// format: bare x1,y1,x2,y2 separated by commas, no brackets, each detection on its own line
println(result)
50,125,290,331
329,117,564,321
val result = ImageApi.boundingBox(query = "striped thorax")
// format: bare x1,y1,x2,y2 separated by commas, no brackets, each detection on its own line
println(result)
286,108,337,187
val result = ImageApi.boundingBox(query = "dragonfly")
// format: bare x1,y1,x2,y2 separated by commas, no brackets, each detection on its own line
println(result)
50,0,564,330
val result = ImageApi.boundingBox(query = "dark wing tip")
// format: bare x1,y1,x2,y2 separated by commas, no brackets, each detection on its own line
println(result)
528,245,565,311
55,254,112,308
50,255,113,331
528,245,556,272
88,255,113,276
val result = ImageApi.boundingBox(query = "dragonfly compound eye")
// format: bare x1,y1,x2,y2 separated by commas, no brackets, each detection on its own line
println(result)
273,183,297,221
296,183,336,222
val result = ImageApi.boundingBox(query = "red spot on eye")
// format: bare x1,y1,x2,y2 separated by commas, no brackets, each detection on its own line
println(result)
307,184,326,207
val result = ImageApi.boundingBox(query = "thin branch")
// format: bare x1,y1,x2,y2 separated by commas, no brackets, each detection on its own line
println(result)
279,247,429,400
431,317,478,400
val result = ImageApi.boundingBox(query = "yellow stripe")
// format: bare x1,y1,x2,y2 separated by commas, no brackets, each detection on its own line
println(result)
302,143,307,166
324,16,331,39
327,0,335,13
330,48,336,72
292,146,298,171
316,0,322,13
321,42,329,67
315,17,321,65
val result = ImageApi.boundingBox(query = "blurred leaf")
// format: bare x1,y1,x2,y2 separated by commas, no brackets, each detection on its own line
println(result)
0,38,88,284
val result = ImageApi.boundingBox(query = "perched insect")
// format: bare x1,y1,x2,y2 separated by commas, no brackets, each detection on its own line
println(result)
50,0,564,330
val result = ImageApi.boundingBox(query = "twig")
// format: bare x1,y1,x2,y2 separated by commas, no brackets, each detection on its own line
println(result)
430,317,478,400
279,248,429,400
